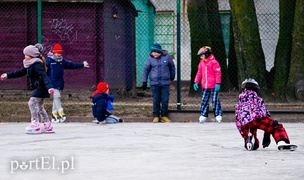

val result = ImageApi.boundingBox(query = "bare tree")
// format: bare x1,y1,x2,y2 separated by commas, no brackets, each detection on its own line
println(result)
187,0,230,96
287,0,304,101
272,0,296,101
229,0,269,96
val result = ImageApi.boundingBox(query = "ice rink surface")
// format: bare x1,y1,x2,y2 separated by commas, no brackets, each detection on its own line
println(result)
0,122,303,180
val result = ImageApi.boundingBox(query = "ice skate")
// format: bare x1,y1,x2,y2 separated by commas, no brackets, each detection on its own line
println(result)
58,110,66,123
245,132,254,151
215,116,222,123
40,121,55,133
199,116,207,124
244,129,259,151
92,118,99,123
277,141,298,151
51,111,61,123
26,121,41,134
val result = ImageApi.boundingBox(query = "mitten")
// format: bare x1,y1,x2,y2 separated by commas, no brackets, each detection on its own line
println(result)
253,138,260,150
262,132,271,148
83,61,89,68
215,84,221,92
48,88,55,95
193,83,199,91
142,82,147,90
1,73,7,80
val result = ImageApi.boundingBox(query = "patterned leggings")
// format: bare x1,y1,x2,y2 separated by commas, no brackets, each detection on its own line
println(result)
241,116,290,144
28,97,49,122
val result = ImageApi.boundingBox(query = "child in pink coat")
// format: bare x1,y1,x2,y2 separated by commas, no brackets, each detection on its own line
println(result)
194,46,223,123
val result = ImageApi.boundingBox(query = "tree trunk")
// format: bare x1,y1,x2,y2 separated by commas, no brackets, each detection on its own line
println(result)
228,13,239,90
187,0,230,96
272,0,296,101
287,0,304,101
187,0,211,96
229,0,269,96
206,0,231,91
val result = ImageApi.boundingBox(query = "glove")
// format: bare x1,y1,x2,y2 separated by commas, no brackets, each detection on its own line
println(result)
83,61,89,68
215,84,220,92
48,88,55,95
262,132,271,148
193,83,198,91
1,73,7,80
142,82,147,90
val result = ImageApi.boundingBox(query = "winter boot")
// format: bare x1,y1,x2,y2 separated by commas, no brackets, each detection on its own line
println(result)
153,117,160,123
160,116,171,123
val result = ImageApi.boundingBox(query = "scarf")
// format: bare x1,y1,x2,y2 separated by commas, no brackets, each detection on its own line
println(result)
23,58,43,68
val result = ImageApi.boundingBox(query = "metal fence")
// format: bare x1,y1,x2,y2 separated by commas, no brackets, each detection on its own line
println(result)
0,0,303,119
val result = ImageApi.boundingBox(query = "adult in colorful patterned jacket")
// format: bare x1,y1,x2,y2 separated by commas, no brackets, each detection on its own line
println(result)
142,43,176,123
194,46,223,123
46,43,89,123
235,78,294,150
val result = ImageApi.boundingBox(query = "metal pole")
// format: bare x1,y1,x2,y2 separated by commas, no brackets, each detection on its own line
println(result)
37,0,42,43
176,0,181,110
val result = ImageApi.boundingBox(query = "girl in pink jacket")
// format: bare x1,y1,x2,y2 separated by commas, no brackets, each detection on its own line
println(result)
194,46,223,123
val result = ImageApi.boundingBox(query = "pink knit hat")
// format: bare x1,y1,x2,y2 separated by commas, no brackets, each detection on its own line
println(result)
23,45,40,57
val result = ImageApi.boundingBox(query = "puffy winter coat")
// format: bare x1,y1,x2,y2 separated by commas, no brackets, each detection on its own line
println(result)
235,90,271,132
91,93,115,121
142,50,175,86
7,62,53,98
194,54,221,89
46,56,84,90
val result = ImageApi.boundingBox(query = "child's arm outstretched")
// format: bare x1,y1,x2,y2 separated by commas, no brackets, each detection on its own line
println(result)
1,67,27,80
62,59,89,69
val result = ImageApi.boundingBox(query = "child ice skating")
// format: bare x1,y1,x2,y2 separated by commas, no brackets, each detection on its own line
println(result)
46,43,89,123
91,82,123,124
235,78,297,151
194,46,223,123
1,44,55,134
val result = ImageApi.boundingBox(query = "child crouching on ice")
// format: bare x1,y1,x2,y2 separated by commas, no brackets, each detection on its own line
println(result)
235,78,294,150
91,82,123,124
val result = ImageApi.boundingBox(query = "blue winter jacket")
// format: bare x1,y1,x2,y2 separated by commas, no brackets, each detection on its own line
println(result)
142,50,176,86
6,62,53,98
46,56,84,90
91,93,115,122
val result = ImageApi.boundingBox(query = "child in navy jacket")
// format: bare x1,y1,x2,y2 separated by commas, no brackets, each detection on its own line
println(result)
91,82,123,124
46,43,89,123
1,44,55,134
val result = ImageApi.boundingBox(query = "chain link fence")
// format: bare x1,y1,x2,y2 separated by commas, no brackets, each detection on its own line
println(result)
0,0,303,121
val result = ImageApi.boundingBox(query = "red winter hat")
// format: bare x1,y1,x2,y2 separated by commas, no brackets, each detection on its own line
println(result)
52,44,63,53
92,82,109,96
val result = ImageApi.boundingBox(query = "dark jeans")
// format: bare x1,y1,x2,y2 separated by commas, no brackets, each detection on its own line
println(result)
151,85,170,117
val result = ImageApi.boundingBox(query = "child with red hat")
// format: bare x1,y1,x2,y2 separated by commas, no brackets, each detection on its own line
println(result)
91,82,123,124
46,43,90,123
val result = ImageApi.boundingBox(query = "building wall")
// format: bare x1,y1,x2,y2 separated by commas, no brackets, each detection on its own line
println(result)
0,1,137,90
